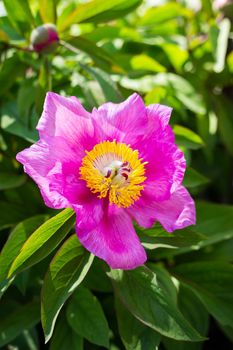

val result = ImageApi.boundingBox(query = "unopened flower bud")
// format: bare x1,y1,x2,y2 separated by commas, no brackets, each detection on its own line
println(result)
30,24,59,54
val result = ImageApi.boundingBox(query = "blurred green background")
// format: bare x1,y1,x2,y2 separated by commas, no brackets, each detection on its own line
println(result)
0,0,233,349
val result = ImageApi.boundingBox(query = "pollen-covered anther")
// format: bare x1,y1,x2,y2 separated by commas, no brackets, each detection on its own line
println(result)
80,141,147,208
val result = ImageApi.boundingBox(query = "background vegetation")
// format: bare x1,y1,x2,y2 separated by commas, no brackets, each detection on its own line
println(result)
0,0,233,349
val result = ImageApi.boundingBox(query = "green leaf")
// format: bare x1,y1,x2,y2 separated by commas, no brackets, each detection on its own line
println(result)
80,0,142,23
214,96,233,156
1,115,38,143
189,237,233,263
121,73,206,114
64,37,120,71
143,19,179,36
156,73,206,115
0,173,26,190
214,19,231,73
174,125,204,150
139,226,205,251
130,54,166,73
41,235,94,342
81,64,123,103
139,3,191,26
8,208,75,277
17,79,36,124
0,200,30,230
172,262,233,328
11,329,39,350
58,0,140,31
163,284,209,350
148,265,177,304
50,313,83,350
13,269,30,296
67,286,110,347
154,202,233,259
0,29,9,43
2,0,34,35
0,55,26,96
183,167,209,188
195,201,233,246
109,267,204,341
0,301,40,347
116,297,161,350
39,0,57,24
178,285,209,335
145,87,167,104
36,58,52,114
0,215,48,296
84,259,112,292
160,43,188,73
219,324,233,343
0,16,23,41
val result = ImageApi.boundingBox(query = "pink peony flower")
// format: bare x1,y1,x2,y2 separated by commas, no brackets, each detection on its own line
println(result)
16,93,196,269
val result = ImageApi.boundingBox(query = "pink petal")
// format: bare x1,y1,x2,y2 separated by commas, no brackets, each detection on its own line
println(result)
76,204,147,269
48,161,83,204
37,92,99,157
136,138,186,201
145,104,186,192
92,93,148,144
129,103,185,201
73,197,104,233
16,137,82,209
146,104,174,143
147,103,172,126
16,140,69,209
128,186,196,232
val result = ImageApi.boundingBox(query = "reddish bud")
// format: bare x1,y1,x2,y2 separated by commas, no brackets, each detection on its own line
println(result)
30,23,59,54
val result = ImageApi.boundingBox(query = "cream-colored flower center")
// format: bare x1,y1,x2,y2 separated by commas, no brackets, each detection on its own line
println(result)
80,141,147,208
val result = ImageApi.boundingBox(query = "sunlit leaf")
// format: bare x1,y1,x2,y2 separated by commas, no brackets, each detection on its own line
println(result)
139,3,192,26
140,227,205,251
39,0,57,24
174,125,204,150
109,267,204,341
8,209,75,277
130,54,166,73
80,64,123,103
2,0,34,35
0,215,48,296
58,0,139,32
64,36,120,71
214,19,231,73
41,235,94,342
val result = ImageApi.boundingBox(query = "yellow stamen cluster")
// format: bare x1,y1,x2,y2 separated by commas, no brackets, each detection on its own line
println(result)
80,141,147,208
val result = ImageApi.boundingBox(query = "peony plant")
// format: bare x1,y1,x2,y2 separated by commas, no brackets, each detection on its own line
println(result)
17,92,195,269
